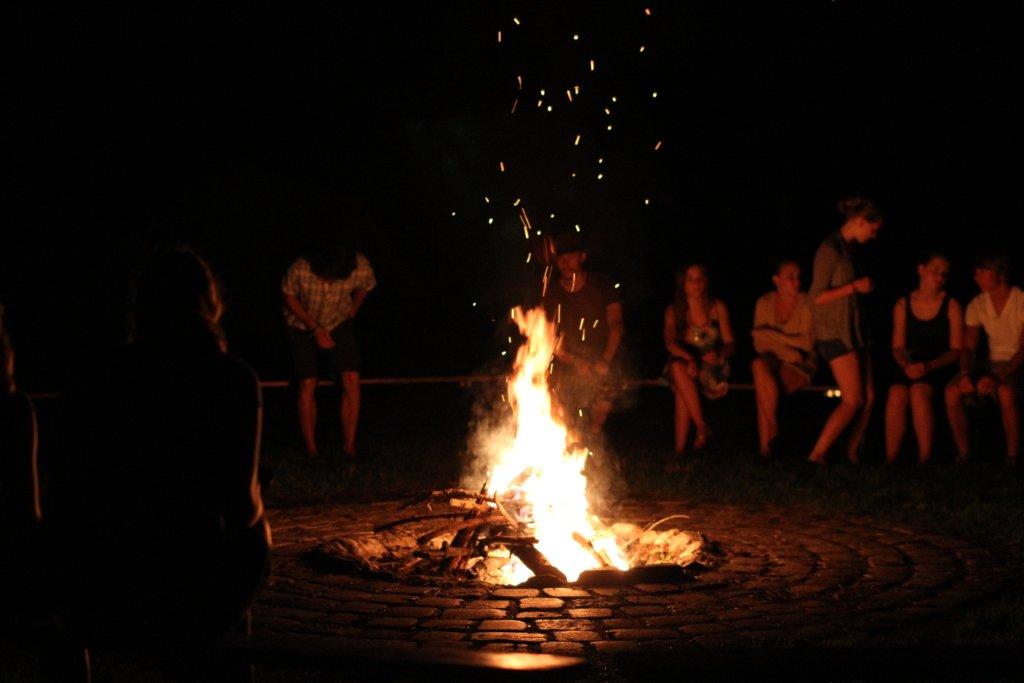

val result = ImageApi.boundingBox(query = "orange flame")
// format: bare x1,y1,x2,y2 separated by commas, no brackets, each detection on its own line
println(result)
486,307,629,582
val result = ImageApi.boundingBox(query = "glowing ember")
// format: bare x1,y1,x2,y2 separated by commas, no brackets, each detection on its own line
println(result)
484,307,629,582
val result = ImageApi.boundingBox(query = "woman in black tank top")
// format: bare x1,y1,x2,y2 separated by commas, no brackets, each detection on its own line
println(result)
884,254,964,464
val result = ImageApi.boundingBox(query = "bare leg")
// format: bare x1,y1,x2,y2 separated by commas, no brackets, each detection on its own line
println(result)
298,378,318,456
997,384,1019,462
845,355,874,463
808,352,864,463
885,384,908,464
752,358,779,455
340,371,361,456
944,383,971,459
909,383,935,464
669,363,702,453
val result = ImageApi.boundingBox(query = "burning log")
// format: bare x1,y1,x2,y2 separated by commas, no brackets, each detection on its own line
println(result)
572,531,613,568
509,544,567,585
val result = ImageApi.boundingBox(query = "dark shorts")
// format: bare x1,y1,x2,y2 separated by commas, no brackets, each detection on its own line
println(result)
287,322,360,379
551,363,621,414
816,339,856,364
983,361,1023,389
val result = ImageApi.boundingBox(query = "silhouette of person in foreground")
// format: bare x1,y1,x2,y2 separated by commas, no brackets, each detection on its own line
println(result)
49,248,270,650
0,300,43,620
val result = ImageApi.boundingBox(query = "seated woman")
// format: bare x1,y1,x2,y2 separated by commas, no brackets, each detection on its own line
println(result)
884,253,962,464
751,260,816,457
49,249,271,649
664,264,735,460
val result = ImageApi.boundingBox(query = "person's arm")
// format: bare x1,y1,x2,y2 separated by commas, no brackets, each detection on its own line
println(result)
350,288,368,318
592,301,624,375
923,298,963,374
892,298,912,374
809,242,870,306
350,254,376,319
714,300,736,361
751,296,771,355
284,293,335,349
283,293,319,331
958,324,981,392
664,306,698,378
663,307,692,360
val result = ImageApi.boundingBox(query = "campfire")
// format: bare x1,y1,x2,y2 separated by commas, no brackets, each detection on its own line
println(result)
365,308,704,586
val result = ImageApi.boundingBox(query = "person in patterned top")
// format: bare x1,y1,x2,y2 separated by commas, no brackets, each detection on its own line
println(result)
282,246,376,458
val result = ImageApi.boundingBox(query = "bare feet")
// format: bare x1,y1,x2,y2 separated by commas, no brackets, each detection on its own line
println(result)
807,452,826,465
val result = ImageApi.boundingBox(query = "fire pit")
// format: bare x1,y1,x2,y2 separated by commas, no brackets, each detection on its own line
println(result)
306,308,712,587
365,487,708,587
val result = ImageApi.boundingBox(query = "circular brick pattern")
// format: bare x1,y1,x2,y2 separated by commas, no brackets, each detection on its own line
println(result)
256,501,1012,653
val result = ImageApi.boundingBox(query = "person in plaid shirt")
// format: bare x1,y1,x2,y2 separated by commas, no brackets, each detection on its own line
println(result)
282,248,376,458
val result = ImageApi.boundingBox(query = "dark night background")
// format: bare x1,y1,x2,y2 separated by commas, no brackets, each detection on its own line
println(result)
5,2,1021,391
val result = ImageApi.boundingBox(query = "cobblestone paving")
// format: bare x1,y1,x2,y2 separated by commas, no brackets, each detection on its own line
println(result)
254,501,1013,654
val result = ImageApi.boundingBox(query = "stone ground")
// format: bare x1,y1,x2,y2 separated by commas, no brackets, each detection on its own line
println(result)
255,500,1014,657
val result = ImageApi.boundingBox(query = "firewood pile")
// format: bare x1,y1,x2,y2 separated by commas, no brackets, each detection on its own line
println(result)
368,486,711,586
374,486,571,584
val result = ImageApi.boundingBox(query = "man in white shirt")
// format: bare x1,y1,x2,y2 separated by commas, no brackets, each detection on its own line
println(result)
946,254,1024,464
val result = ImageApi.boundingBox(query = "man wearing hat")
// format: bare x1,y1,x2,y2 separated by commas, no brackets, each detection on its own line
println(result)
542,232,624,436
